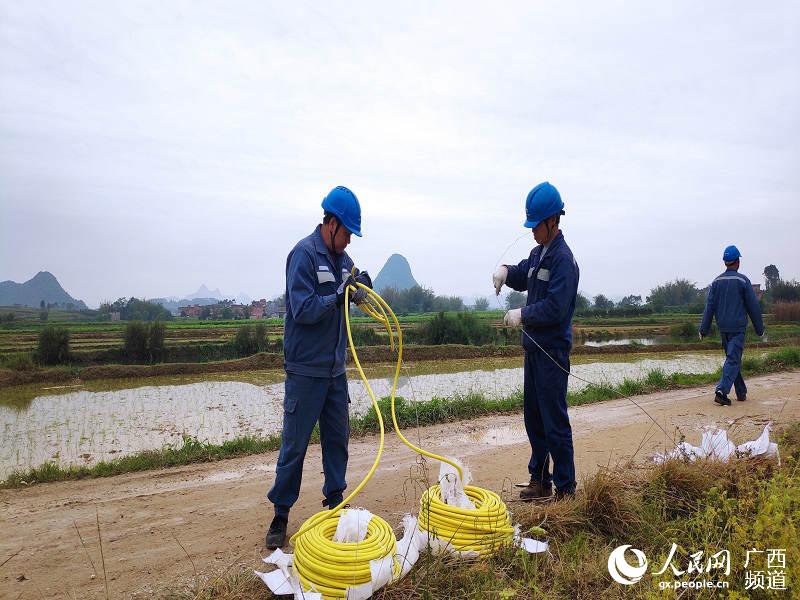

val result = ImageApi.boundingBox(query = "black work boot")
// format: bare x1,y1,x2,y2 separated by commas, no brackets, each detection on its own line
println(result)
520,478,553,502
265,515,288,550
714,390,731,406
736,394,747,402
554,486,576,501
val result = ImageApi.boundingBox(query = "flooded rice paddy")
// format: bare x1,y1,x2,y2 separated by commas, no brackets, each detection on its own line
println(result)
0,353,722,479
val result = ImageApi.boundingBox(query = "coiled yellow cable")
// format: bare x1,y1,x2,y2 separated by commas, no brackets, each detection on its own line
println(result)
288,283,514,599
360,286,516,556
287,285,400,599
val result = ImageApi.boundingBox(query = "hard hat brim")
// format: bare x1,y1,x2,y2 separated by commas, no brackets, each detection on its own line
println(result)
523,219,541,229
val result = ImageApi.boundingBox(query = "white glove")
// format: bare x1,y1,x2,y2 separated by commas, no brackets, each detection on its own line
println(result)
698,332,704,341
493,266,508,296
503,308,522,327
761,331,768,342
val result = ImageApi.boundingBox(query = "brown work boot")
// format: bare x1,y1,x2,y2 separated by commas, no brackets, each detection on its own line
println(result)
520,478,553,502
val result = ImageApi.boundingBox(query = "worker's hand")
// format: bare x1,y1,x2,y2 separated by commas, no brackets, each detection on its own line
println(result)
354,270,373,289
761,330,768,343
336,274,356,306
699,332,704,341
351,270,372,305
493,266,508,296
503,308,522,327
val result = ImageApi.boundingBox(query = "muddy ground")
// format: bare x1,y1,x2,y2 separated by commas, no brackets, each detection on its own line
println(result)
1,371,798,599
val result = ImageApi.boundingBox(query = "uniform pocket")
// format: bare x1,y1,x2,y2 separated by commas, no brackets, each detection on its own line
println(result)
284,375,299,414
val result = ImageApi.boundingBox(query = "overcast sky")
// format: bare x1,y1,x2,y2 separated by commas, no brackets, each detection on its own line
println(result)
1,1,798,308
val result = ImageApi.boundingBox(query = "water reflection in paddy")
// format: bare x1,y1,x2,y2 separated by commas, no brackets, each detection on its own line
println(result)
0,353,720,478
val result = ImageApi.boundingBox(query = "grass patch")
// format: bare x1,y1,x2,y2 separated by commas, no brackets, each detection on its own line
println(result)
174,423,800,599
0,434,282,489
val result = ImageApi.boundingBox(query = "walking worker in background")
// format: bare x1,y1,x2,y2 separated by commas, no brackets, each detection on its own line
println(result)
699,245,764,406
265,185,373,549
492,182,579,501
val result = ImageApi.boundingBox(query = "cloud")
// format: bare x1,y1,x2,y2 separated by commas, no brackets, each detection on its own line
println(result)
1,1,798,306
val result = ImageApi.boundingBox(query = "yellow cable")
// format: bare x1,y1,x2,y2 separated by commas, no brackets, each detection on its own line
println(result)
361,285,516,556
288,285,400,599
288,283,514,599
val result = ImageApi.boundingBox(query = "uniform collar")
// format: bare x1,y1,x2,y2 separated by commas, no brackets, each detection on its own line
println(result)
313,225,331,257
313,225,343,269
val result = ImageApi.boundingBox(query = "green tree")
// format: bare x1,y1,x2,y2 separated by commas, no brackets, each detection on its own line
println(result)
763,264,780,291
647,279,702,312
619,294,643,307
772,280,800,303
575,292,591,312
505,291,526,310
473,297,489,311
37,326,70,365
593,294,614,310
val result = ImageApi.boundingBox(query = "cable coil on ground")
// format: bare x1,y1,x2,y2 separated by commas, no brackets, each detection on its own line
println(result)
361,286,516,556
418,484,515,555
288,282,517,598
292,510,399,598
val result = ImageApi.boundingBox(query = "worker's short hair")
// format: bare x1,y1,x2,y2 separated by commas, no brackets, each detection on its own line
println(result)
323,211,336,225
725,259,739,267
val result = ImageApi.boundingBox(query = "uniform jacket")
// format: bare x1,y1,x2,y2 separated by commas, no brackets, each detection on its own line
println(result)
283,226,355,377
700,269,764,336
505,232,580,352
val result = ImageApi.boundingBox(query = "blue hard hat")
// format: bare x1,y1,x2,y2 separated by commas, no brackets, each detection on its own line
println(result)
321,186,362,237
524,182,564,228
723,245,741,262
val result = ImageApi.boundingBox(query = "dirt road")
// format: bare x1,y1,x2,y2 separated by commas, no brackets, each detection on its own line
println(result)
2,371,798,599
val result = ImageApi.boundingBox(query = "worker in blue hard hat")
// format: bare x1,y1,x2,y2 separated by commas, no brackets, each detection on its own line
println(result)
265,185,373,548
492,181,580,501
700,245,765,406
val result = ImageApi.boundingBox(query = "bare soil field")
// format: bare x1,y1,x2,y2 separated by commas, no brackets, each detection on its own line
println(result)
1,371,798,599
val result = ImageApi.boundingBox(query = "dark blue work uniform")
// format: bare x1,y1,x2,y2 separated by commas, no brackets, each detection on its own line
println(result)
505,232,579,493
268,225,355,517
700,269,764,399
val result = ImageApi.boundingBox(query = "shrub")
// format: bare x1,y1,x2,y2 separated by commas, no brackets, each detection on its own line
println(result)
234,325,258,357
37,326,70,365
420,312,495,345
773,301,800,322
148,320,166,362
1,352,36,371
254,323,268,352
124,321,150,362
348,326,381,346
669,321,699,338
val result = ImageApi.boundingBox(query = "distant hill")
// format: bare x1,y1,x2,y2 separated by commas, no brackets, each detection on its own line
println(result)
188,284,223,300
151,297,221,314
0,271,87,310
152,284,231,314
373,254,419,292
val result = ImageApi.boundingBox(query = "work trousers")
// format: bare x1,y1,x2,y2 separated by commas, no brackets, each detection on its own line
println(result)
267,372,350,517
717,332,747,399
523,349,576,493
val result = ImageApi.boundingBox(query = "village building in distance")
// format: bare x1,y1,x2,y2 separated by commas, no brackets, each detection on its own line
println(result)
179,298,285,320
